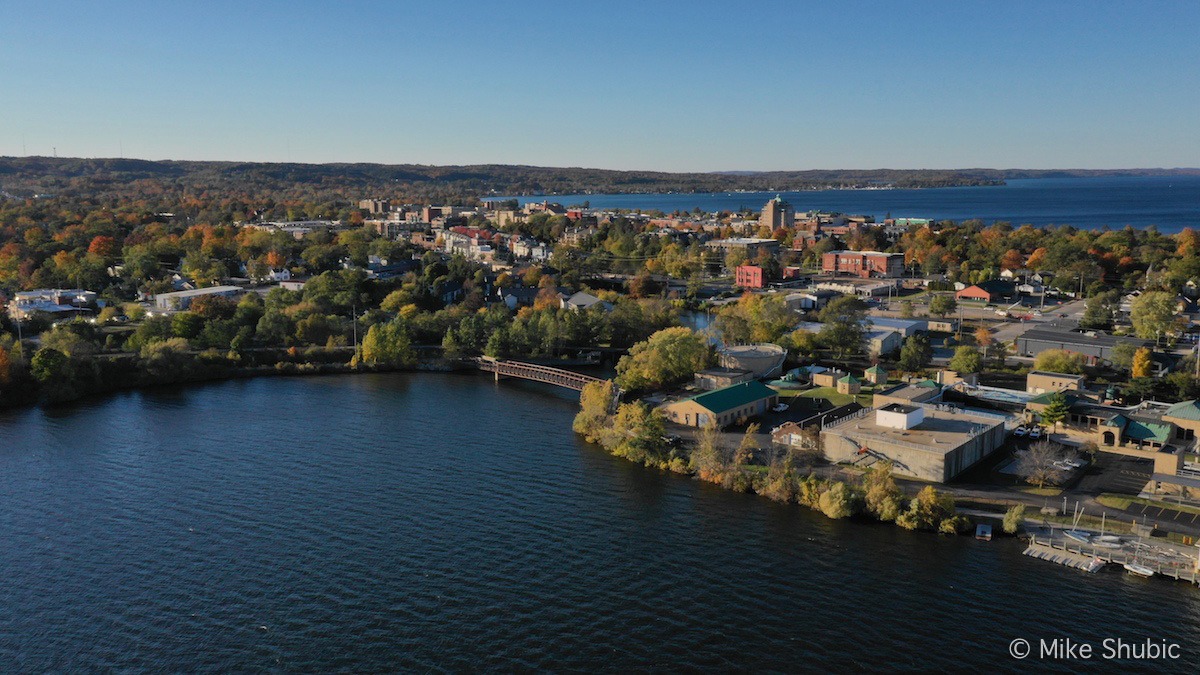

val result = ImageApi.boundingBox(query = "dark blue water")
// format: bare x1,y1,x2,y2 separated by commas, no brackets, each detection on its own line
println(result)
510,176,1200,232
1,373,1198,671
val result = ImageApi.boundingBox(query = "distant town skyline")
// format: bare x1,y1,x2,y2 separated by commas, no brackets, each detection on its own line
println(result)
2,1,1197,171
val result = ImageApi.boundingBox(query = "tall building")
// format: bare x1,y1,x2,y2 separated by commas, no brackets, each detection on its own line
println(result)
760,196,794,231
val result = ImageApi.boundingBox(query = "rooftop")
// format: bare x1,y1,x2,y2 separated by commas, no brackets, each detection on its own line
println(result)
880,403,919,414
824,404,1004,457
1164,399,1200,422
684,380,777,415
1019,327,1152,349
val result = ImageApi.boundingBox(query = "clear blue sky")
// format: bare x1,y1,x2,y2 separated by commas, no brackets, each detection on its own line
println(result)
2,1,1197,171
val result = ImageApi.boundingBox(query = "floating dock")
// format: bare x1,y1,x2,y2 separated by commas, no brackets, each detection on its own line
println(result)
1023,540,1106,572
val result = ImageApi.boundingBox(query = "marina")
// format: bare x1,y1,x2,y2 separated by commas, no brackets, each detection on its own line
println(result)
1022,530,1200,584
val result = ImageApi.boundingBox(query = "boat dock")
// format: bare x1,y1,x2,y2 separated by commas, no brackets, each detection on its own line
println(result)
1023,534,1200,585
1023,540,1105,572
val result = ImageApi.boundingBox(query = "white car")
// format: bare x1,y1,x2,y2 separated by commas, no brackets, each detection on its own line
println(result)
1013,426,1027,437
1053,460,1074,471
772,403,789,413
1064,458,1086,469
1028,427,1043,440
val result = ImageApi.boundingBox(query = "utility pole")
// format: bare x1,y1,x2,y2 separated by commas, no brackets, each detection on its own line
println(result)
351,300,359,368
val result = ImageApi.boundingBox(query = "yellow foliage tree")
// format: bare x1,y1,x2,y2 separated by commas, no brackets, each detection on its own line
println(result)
1131,347,1153,378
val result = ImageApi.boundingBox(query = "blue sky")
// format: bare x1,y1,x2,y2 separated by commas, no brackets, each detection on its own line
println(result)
1,1,1197,170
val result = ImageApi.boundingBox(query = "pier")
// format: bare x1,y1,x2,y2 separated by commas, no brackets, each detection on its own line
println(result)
1023,534,1200,584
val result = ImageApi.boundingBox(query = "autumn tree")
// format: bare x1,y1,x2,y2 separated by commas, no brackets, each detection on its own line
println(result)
1130,290,1179,342
615,327,711,392
1015,440,1067,488
573,380,616,443
1131,347,1154,378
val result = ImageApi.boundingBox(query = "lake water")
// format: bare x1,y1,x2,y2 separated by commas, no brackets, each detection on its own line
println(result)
1,373,1198,671
508,175,1200,232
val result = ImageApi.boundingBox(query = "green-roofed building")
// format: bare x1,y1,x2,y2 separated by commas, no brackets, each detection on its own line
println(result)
864,365,888,385
837,374,862,395
1164,399,1200,443
662,380,779,428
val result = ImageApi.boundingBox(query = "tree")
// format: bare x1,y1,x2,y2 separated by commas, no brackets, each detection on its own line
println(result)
0,345,10,387
1131,347,1153,379
973,327,993,357
30,347,69,384
949,345,983,374
819,481,860,519
1108,342,1137,373
817,296,869,358
897,333,933,373
689,418,727,480
615,327,711,391
573,380,616,444
863,463,905,522
733,423,760,464
140,337,193,379
1014,439,1066,488
1002,504,1026,535
1130,290,1179,342
929,294,957,318
601,401,666,465
360,320,416,367
171,312,206,340
899,300,914,318
896,485,958,531
1039,392,1070,433
1080,289,1120,330
1034,349,1086,374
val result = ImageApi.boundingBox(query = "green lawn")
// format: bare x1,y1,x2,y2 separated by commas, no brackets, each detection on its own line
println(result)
1098,493,1200,517
797,386,873,407
1018,486,1063,497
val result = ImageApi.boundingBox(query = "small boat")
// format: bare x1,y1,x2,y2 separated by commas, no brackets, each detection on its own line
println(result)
1064,530,1092,544
1123,563,1155,578
975,524,992,541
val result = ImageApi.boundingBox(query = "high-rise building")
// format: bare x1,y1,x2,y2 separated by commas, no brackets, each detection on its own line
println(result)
760,196,794,231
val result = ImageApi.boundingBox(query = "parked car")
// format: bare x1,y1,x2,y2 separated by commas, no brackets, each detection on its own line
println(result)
1064,458,1086,469
1028,427,1043,440
1013,426,1027,437
772,403,789,413
1053,460,1074,471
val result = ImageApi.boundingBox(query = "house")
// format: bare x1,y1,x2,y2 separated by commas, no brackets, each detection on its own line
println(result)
661,381,779,428
560,291,613,312
498,286,541,310
956,280,1016,303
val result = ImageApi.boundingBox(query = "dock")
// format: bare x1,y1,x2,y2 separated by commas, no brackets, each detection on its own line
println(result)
1023,540,1105,572
1023,534,1200,584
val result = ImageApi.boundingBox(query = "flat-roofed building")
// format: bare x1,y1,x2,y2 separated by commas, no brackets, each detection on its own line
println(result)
153,285,242,311
705,237,780,260
1015,328,1152,365
821,250,904,278
760,196,794,230
1026,371,1087,395
873,380,943,408
821,403,1008,482
693,367,753,391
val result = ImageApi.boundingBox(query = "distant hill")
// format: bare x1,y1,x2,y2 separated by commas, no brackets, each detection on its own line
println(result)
0,156,1196,202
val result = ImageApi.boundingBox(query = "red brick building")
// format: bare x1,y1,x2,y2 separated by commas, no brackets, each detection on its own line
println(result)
735,265,765,289
821,250,905,278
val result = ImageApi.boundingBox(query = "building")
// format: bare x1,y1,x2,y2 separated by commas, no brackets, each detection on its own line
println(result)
785,290,838,312
812,368,849,388
867,317,926,337
560,291,613,312
760,196,794,231
873,380,943,407
864,365,888,385
7,289,97,320
821,251,904,278
866,329,903,357
693,367,753,391
836,375,862,395
955,280,1016,303
153,286,242,311
815,279,899,298
704,237,780,260
927,319,958,333
1026,371,1087,395
821,403,1008,482
358,198,390,214
735,265,765,289
661,381,779,428
1015,328,1152,365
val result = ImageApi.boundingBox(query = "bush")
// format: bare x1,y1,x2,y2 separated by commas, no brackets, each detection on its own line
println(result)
1003,504,1026,534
